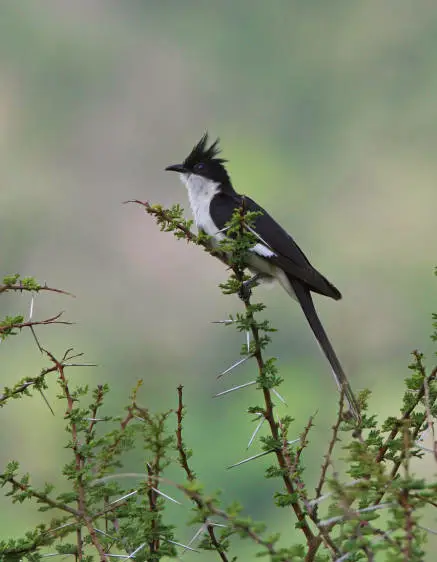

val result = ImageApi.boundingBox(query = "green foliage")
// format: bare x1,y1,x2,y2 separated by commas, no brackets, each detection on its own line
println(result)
0,315,24,340
2,274,43,292
2,206,437,561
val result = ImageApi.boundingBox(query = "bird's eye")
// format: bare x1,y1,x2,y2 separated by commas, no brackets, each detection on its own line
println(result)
194,162,205,172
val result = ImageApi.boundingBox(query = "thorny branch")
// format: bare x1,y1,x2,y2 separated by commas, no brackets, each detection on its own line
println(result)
0,311,73,336
375,358,436,465
280,415,340,559
178,485,288,561
125,200,229,265
0,350,92,406
176,385,229,561
373,355,437,506
239,288,318,548
44,348,108,562
0,282,74,296
136,199,322,555
0,474,81,517
315,389,345,502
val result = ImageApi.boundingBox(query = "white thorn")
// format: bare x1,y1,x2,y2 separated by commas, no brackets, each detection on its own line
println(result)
92,472,146,485
245,224,273,250
247,417,265,449
164,538,199,552
109,490,138,505
151,486,182,505
334,553,353,562
419,524,437,536
228,449,274,469
128,542,147,559
213,381,256,397
272,388,287,405
215,225,231,235
48,522,75,533
182,523,207,553
319,502,396,527
217,354,253,379
94,528,117,540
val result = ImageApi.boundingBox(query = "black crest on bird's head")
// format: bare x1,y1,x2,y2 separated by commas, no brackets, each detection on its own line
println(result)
182,133,231,185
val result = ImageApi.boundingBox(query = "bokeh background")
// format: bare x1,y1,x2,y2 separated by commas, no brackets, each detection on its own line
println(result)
1,1,436,558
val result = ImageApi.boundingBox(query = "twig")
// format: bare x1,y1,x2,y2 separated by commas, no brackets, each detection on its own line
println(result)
314,389,345,502
0,351,92,406
376,360,436,464
0,283,74,296
44,348,108,561
0,312,73,335
373,358,437,506
229,206,317,550
178,485,287,560
0,475,80,517
125,200,229,265
176,386,228,561
422,370,437,461
141,199,318,554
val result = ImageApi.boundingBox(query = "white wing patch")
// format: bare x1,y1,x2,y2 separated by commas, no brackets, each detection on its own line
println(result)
180,173,278,255
252,243,276,258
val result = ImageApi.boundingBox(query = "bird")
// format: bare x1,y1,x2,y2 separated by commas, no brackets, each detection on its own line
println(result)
165,133,360,421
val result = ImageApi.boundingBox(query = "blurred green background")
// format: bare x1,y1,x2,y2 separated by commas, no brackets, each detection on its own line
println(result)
1,1,436,558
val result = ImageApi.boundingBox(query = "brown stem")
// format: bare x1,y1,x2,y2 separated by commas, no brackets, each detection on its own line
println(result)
241,289,316,548
375,360,436,465
0,283,74,296
0,475,80,517
45,349,108,562
146,463,159,555
176,385,229,561
180,487,286,560
0,365,59,404
315,389,345,501
0,311,72,334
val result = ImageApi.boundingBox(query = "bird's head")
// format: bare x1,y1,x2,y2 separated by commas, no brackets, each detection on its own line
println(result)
165,133,231,186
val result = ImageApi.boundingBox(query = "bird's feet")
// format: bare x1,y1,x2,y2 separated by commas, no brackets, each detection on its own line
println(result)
238,273,264,302
238,280,253,302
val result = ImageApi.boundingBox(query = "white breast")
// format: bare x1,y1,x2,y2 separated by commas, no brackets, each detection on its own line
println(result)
180,173,224,241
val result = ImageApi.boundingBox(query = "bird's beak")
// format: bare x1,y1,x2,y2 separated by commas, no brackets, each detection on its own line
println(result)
165,163,188,173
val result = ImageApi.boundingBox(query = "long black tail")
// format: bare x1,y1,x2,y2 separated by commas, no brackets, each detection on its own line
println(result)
291,280,361,422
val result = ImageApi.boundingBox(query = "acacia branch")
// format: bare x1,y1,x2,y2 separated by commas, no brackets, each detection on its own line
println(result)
373,357,437,506
0,283,74,296
0,350,92,406
376,360,436,465
315,389,345,501
178,486,286,560
125,199,229,264
44,348,108,562
139,198,318,552
0,475,80,517
176,385,229,561
0,312,73,335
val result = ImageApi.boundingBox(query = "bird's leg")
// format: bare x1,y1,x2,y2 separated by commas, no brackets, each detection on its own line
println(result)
238,273,263,301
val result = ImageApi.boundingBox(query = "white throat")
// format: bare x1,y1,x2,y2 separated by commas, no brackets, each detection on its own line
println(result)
180,173,222,238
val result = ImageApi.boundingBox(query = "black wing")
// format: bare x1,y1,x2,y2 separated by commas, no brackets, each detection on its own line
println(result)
209,192,341,300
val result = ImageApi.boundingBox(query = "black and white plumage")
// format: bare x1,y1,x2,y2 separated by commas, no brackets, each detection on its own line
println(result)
166,133,360,421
